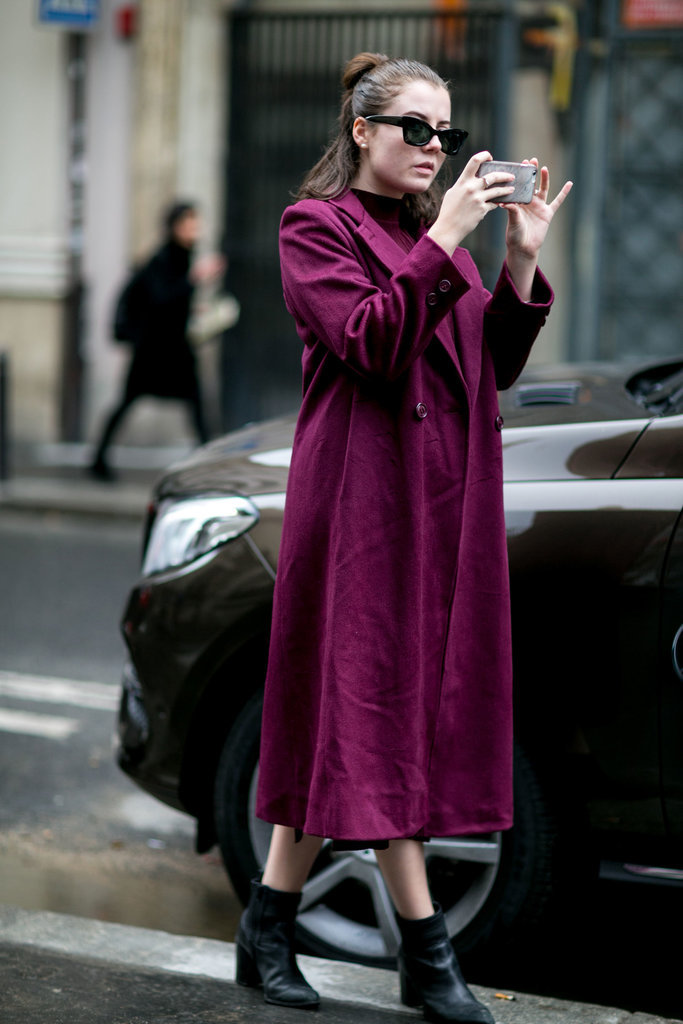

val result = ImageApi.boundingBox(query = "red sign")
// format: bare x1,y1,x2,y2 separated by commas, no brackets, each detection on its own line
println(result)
622,0,683,28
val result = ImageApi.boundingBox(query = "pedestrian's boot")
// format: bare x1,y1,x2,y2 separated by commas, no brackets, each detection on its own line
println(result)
397,904,494,1024
88,455,116,482
235,877,320,1010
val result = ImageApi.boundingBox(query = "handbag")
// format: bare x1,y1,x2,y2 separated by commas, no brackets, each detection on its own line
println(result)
188,291,240,345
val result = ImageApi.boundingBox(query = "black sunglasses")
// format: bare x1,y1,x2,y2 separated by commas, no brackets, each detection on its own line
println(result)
364,115,468,156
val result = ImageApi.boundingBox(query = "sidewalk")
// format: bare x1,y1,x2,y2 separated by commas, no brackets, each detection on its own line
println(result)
0,442,185,521
2,905,679,1024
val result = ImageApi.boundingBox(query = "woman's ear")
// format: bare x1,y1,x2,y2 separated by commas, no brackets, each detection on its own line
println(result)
352,116,369,150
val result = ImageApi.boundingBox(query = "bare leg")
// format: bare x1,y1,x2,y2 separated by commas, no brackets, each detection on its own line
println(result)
375,839,433,920
262,825,324,893
384,843,495,1023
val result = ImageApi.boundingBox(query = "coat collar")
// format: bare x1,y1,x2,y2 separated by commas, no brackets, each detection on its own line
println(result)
328,189,417,277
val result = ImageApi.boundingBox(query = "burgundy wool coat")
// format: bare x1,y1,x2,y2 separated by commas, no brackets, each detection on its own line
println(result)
256,188,553,842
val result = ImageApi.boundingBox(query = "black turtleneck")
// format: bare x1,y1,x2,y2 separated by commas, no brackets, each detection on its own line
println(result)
351,189,418,255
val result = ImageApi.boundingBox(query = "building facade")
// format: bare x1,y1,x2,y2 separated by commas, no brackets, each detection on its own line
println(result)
1,0,680,449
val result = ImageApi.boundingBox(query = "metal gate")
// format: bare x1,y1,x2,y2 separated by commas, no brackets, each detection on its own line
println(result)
571,4,683,362
222,7,515,431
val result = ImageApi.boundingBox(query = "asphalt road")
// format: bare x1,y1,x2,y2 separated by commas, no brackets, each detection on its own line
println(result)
0,508,138,684
0,509,240,941
0,509,681,1020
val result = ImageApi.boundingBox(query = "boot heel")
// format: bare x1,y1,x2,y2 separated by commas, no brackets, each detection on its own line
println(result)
399,963,422,1008
235,940,261,989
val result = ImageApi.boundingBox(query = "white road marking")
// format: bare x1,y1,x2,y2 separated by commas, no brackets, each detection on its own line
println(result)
0,707,80,740
0,671,119,711
0,670,120,740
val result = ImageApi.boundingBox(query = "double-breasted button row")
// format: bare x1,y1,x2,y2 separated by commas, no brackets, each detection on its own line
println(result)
414,407,501,426
426,279,453,306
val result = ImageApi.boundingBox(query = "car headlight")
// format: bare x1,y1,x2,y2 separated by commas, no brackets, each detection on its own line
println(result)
141,495,259,575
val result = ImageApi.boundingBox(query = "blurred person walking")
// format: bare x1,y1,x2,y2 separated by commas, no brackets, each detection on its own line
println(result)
235,53,571,1021
89,201,223,481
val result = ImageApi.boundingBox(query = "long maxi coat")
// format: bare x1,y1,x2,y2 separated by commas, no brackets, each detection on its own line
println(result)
256,189,553,842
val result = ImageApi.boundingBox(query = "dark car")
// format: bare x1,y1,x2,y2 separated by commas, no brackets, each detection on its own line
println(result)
117,357,683,966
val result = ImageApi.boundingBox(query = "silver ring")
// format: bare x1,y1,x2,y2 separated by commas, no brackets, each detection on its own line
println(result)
482,175,490,190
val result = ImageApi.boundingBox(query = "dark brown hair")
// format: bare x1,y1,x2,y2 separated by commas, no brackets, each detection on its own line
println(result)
296,52,451,225
164,200,198,237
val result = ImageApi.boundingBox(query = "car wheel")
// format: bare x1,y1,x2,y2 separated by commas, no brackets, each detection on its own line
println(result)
214,694,558,966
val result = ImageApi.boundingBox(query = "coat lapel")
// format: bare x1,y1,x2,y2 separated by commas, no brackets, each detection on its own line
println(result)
330,190,404,275
328,191,481,398
449,249,484,403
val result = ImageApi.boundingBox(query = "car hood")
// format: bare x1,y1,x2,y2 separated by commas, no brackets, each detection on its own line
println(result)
155,361,680,497
155,416,295,501
498,361,660,426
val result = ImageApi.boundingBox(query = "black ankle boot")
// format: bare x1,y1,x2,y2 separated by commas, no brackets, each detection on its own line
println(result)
397,904,494,1024
89,456,116,482
235,877,319,1010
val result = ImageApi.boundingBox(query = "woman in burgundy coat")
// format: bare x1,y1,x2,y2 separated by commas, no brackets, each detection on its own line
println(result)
236,53,572,1020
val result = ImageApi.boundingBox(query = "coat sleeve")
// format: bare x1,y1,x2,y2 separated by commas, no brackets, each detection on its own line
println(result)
279,200,472,382
484,262,554,390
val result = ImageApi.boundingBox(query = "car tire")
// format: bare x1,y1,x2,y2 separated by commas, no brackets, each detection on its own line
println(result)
214,693,264,906
214,693,561,966
451,745,558,957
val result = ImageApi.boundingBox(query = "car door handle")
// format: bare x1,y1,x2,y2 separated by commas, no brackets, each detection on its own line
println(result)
673,625,683,681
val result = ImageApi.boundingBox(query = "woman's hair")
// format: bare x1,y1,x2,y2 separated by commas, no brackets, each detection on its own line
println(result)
296,52,451,225
164,200,198,237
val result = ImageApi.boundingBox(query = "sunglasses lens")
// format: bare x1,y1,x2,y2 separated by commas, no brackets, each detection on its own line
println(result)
402,119,432,147
401,118,465,155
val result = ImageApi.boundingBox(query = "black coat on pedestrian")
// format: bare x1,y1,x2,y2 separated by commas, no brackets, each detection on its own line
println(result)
124,240,199,401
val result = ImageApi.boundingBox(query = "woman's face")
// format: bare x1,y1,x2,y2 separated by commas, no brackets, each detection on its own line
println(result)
172,211,201,248
352,80,450,199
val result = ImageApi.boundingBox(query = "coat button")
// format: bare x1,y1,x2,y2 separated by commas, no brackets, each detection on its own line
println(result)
438,279,452,293
415,402,428,420
426,292,438,306
495,414,504,431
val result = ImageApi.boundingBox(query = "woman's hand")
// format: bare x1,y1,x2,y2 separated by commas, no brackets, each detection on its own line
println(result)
502,159,573,299
191,253,227,286
428,151,514,256
503,160,573,258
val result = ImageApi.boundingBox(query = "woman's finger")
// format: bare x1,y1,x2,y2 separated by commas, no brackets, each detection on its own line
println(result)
548,180,573,212
471,150,493,167
539,166,550,198
461,151,493,181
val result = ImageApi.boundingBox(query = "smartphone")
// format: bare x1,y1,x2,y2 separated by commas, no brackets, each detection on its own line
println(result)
476,161,537,204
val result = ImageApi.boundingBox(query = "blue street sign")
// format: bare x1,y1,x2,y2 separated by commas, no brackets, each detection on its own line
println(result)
38,0,101,29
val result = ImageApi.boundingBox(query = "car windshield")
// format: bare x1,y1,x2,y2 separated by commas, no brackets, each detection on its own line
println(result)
626,361,683,416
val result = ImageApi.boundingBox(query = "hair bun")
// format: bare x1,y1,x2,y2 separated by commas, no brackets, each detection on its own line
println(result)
342,51,389,92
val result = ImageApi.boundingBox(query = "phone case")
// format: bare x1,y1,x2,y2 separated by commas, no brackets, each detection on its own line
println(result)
477,161,537,204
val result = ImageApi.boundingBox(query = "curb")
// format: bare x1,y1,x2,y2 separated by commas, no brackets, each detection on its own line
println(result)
0,476,152,521
0,442,187,521
2,906,681,1023
0,905,412,1018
